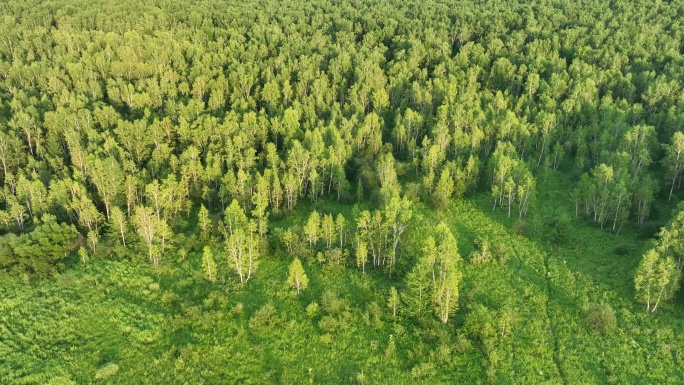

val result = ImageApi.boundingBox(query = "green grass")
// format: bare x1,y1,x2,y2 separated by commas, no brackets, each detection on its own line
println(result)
3,176,684,384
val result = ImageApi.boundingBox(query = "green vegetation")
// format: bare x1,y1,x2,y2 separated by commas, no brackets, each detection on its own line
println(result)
2,0,684,383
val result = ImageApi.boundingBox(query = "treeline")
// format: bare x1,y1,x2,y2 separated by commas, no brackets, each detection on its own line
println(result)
1,0,684,279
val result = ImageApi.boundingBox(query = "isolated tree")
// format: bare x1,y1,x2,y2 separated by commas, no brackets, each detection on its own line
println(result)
287,257,309,296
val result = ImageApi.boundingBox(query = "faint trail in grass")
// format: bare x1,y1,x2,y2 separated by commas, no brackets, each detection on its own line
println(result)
543,253,567,385
447,200,566,381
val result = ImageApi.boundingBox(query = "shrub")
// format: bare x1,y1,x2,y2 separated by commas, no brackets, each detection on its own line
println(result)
306,302,320,319
584,303,617,334
95,363,120,380
249,302,284,329
453,333,472,354
411,362,436,379
318,315,338,333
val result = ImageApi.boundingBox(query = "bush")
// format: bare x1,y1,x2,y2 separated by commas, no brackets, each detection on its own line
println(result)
613,244,634,256
411,362,436,379
584,303,617,335
249,302,284,329
321,290,349,315
306,302,320,319
453,333,472,354
318,315,339,333
95,363,120,380
463,304,495,341
403,182,423,203
470,237,492,265
546,212,571,245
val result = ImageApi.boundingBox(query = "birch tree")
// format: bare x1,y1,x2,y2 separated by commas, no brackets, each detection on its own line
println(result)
133,205,162,266
665,132,684,200
287,257,309,296
635,249,680,313
202,246,217,282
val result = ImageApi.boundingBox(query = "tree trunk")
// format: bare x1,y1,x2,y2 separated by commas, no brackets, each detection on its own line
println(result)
651,284,667,313
120,226,126,247
670,166,679,201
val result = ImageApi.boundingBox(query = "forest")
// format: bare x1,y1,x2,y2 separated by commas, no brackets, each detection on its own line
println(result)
2,0,684,383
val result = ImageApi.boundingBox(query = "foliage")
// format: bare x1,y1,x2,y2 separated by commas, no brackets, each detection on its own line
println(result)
3,0,684,383
0,219,78,276
583,303,617,334
287,257,309,296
